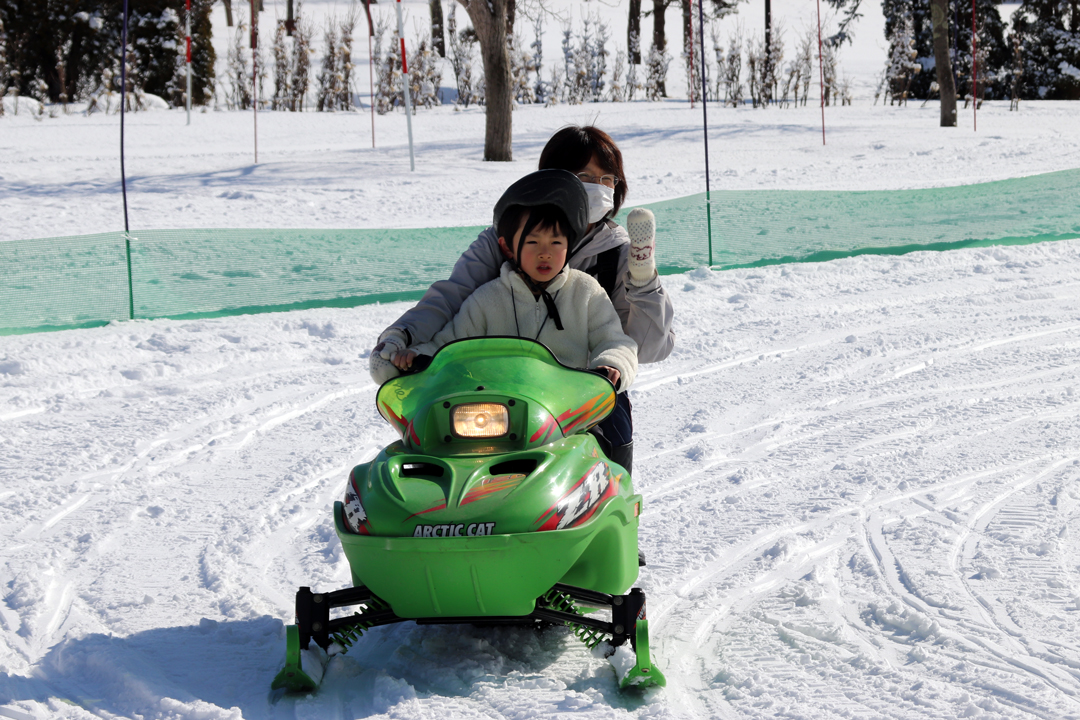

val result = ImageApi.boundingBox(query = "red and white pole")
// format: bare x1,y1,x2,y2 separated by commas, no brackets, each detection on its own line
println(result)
250,0,258,163
363,0,376,147
185,0,192,125
815,0,826,145
394,0,415,170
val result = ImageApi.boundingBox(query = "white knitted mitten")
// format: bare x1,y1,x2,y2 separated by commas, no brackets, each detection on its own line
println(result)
626,208,656,287
368,328,407,385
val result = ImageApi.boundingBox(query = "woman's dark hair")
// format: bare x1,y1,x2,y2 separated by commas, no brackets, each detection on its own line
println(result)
538,126,628,216
497,204,573,263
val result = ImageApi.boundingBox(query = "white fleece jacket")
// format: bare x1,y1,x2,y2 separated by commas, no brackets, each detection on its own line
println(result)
412,263,638,391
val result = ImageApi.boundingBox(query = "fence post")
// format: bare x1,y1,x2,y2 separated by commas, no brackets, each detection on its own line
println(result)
697,0,713,267
125,233,135,320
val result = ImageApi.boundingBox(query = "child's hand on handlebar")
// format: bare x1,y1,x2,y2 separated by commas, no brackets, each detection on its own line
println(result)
392,349,419,371
596,365,620,389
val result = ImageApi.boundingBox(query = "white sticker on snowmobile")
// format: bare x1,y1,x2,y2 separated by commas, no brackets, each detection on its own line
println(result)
412,522,496,538
344,483,368,533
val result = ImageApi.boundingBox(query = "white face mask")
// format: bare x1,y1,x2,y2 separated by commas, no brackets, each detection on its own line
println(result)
584,183,615,224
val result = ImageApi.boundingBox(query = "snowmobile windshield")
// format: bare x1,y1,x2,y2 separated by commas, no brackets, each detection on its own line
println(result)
375,337,615,444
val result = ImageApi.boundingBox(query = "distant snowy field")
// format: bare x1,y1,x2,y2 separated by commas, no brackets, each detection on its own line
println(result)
6,2,1080,720
5,0,1078,244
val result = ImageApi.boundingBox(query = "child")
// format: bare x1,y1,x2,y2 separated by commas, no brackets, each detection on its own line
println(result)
382,168,638,398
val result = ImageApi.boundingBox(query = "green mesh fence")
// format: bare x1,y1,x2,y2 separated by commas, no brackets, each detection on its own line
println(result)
2,169,1079,336
642,167,1080,271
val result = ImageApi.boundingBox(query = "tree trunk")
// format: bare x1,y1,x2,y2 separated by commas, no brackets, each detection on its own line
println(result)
931,0,957,126
681,0,692,58
507,0,516,36
460,0,513,161
652,0,667,53
653,0,668,97
628,0,642,64
223,0,234,27
431,0,445,57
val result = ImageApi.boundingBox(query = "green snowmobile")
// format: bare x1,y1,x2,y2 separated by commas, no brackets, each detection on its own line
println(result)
272,336,665,692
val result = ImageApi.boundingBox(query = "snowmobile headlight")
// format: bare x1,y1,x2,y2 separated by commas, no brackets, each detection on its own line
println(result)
451,403,509,438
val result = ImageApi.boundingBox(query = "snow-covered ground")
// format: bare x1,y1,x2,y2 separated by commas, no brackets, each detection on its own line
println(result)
6,3,1080,717
5,230,1080,719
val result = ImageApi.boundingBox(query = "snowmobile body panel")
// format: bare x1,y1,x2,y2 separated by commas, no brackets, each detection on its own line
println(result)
335,489,640,617
277,338,663,692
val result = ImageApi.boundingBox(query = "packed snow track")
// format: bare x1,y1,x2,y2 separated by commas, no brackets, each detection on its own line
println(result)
3,240,1080,719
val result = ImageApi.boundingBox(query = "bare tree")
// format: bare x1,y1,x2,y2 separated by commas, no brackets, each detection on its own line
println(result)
930,0,956,126
650,0,671,96
681,0,693,62
458,0,513,161
430,0,446,57
222,0,234,27
628,0,643,64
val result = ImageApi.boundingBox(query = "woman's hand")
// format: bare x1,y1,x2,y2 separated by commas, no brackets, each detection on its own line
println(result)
392,349,418,371
596,365,621,389
626,208,656,287
369,329,409,384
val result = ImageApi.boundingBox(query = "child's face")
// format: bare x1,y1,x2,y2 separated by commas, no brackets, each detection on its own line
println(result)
511,215,568,284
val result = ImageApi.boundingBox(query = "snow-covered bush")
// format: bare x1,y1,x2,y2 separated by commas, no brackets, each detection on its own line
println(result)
271,20,290,110
0,0,214,108
625,29,641,101
0,15,7,116
878,0,1009,100
554,14,613,104
877,15,921,105
291,14,313,110
779,29,813,107
645,44,671,100
409,37,442,109
224,18,253,110
745,37,764,106
509,31,536,104
131,8,182,103
337,12,355,110
608,47,626,101
530,16,550,105
311,11,357,112
1010,0,1079,99
446,3,480,108
375,24,439,114
315,22,340,111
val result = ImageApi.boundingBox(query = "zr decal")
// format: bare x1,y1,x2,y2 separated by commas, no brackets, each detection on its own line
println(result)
535,462,619,531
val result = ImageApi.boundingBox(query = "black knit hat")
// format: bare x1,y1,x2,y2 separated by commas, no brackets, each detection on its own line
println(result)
492,169,590,253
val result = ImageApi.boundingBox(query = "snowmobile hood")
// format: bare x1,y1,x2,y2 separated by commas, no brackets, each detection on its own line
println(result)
376,337,616,458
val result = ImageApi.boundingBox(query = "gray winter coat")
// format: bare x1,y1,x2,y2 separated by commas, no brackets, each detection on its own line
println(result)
383,221,676,363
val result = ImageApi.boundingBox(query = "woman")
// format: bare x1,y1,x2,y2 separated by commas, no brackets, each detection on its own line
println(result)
368,126,676,473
